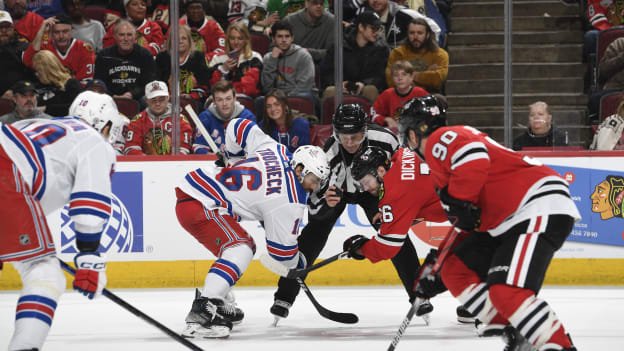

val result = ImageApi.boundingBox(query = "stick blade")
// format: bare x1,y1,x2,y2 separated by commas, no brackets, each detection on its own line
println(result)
259,254,290,277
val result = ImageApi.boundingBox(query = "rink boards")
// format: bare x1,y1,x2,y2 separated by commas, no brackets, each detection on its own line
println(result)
2,151,624,290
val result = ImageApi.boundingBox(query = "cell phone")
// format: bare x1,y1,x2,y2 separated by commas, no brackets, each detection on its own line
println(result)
228,50,240,61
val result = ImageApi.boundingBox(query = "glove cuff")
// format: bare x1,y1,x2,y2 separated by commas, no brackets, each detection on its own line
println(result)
74,252,107,272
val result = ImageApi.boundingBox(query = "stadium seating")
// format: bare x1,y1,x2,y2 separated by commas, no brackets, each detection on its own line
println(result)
113,97,140,118
0,98,14,116
250,33,270,56
83,6,107,26
320,95,372,124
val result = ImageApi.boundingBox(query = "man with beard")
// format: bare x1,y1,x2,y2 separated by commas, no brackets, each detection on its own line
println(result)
61,0,106,52
0,80,51,123
385,17,448,93
23,13,96,83
4,0,44,42
0,11,37,97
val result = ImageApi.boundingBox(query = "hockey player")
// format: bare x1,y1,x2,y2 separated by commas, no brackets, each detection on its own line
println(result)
175,118,330,338
343,145,474,323
270,103,423,323
0,92,126,350
399,95,580,351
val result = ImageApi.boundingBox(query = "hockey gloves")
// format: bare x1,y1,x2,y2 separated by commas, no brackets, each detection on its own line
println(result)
73,252,107,299
343,234,369,260
437,186,481,231
414,249,448,299
215,152,227,167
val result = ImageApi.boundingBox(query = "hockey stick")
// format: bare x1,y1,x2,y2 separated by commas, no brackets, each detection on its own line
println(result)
183,104,228,164
259,251,349,279
387,226,461,351
58,259,204,351
296,277,359,324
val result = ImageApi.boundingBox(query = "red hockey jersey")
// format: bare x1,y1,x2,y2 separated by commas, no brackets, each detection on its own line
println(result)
12,11,44,43
103,18,164,56
124,108,193,155
361,147,447,263
370,87,429,126
23,39,95,81
179,17,226,61
424,125,579,236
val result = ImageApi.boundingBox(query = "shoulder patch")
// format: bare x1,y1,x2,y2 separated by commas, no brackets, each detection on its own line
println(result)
130,114,141,122
420,163,430,175
84,43,94,52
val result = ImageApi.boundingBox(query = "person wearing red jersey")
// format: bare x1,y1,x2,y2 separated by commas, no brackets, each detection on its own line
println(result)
398,95,580,351
343,145,476,323
124,81,193,155
102,0,165,56
4,0,44,42
178,0,226,62
23,14,95,83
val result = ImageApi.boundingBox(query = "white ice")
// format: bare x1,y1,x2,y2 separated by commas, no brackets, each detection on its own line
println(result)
1,286,623,350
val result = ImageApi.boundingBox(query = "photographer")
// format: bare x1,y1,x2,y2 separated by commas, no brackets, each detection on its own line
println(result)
320,11,390,103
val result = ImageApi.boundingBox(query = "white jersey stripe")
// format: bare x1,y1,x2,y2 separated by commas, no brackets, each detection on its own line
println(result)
450,141,487,164
450,152,490,171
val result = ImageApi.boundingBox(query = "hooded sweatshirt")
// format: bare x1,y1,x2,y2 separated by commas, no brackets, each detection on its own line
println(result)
284,8,335,63
193,100,257,154
261,43,315,95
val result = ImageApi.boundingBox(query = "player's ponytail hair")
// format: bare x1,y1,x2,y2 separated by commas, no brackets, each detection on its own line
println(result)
32,50,72,90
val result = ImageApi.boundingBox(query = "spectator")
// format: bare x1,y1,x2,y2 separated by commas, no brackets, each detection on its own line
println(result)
266,0,307,19
247,2,281,33
260,88,310,153
370,60,428,129
587,37,624,121
94,19,156,101
32,50,84,116
0,80,52,123
385,17,448,93
0,10,37,98
343,0,367,23
260,20,315,98
283,0,334,64
4,0,44,42
25,0,64,19
124,80,194,155
179,0,226,61
366,0,406,47
321,10,389,102
61,0,106,52
512,101,569,151
193,80,256,154
209,21,263,98
155,25,212,105
84,78,109,95
584,0,618,64
102,0,165,57
590,101,624,150
104,0,169,29
23,14,96,83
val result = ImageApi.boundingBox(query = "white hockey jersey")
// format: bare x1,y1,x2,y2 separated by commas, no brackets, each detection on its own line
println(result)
178,118,308,268
0,118,116,244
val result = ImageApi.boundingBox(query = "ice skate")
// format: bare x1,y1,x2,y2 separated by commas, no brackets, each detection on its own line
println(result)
182,293,232,339
456,305,475,324
220,290,244,325
270,299,291,326
475,318,506,337
416,299,433,325
502,326,536,351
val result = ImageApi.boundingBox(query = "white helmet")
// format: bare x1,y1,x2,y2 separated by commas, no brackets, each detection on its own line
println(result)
69,91,128,144
290,145,330,182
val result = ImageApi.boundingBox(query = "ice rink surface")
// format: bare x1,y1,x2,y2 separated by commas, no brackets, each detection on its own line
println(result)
1,286,623,351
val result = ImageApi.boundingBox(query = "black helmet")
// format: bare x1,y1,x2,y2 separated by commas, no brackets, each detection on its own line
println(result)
333,103,368,134
351,146,391,181
398,95,447,147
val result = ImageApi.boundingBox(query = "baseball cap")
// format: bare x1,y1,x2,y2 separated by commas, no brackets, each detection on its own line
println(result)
85,79,109,93
0,10,13,25
355,10,382,29
145,81,169,99
12,81,36,95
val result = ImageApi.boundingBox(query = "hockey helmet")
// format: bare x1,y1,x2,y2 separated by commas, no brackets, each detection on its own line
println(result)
332,103,368,135
398,95,447,147
351,146,391,181
69,91,129,145
290,145,331,182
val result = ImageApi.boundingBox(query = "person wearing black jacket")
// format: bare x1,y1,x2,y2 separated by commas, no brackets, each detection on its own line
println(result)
0,10,36,98
94,19,156,101
512,101,569,151
320,11,389,103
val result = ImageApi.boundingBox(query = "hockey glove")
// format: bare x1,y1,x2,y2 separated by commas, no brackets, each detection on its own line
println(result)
414,249,448,299
437,186,481,231
215,152,227,168
343,235,369,260
73,252,107,299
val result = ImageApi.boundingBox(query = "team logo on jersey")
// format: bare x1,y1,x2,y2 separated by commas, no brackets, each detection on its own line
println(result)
19,234,31,245
590,174,624,220
84,43,93,52
378,184,385,200
59,172,144,253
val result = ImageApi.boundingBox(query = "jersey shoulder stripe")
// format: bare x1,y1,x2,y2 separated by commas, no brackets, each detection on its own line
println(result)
234,118,254,149
1,124,46,199
450,141,489,170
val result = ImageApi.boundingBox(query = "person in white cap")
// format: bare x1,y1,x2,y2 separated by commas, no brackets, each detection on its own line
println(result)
0,10,37,98
124,80,194,155
4,0,44,42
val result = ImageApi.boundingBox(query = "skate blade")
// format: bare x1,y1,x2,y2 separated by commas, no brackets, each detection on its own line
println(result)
421,313,431,326
181,323,230,339
271,316,282,327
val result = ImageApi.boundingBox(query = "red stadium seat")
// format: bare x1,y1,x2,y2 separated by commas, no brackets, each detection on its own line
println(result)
320,95,373,124
237,94,256,115
113,97,140,118
250,33,270,56
288,96,315,116
309,124,333,147
83,6,107,26
0,98,15,116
